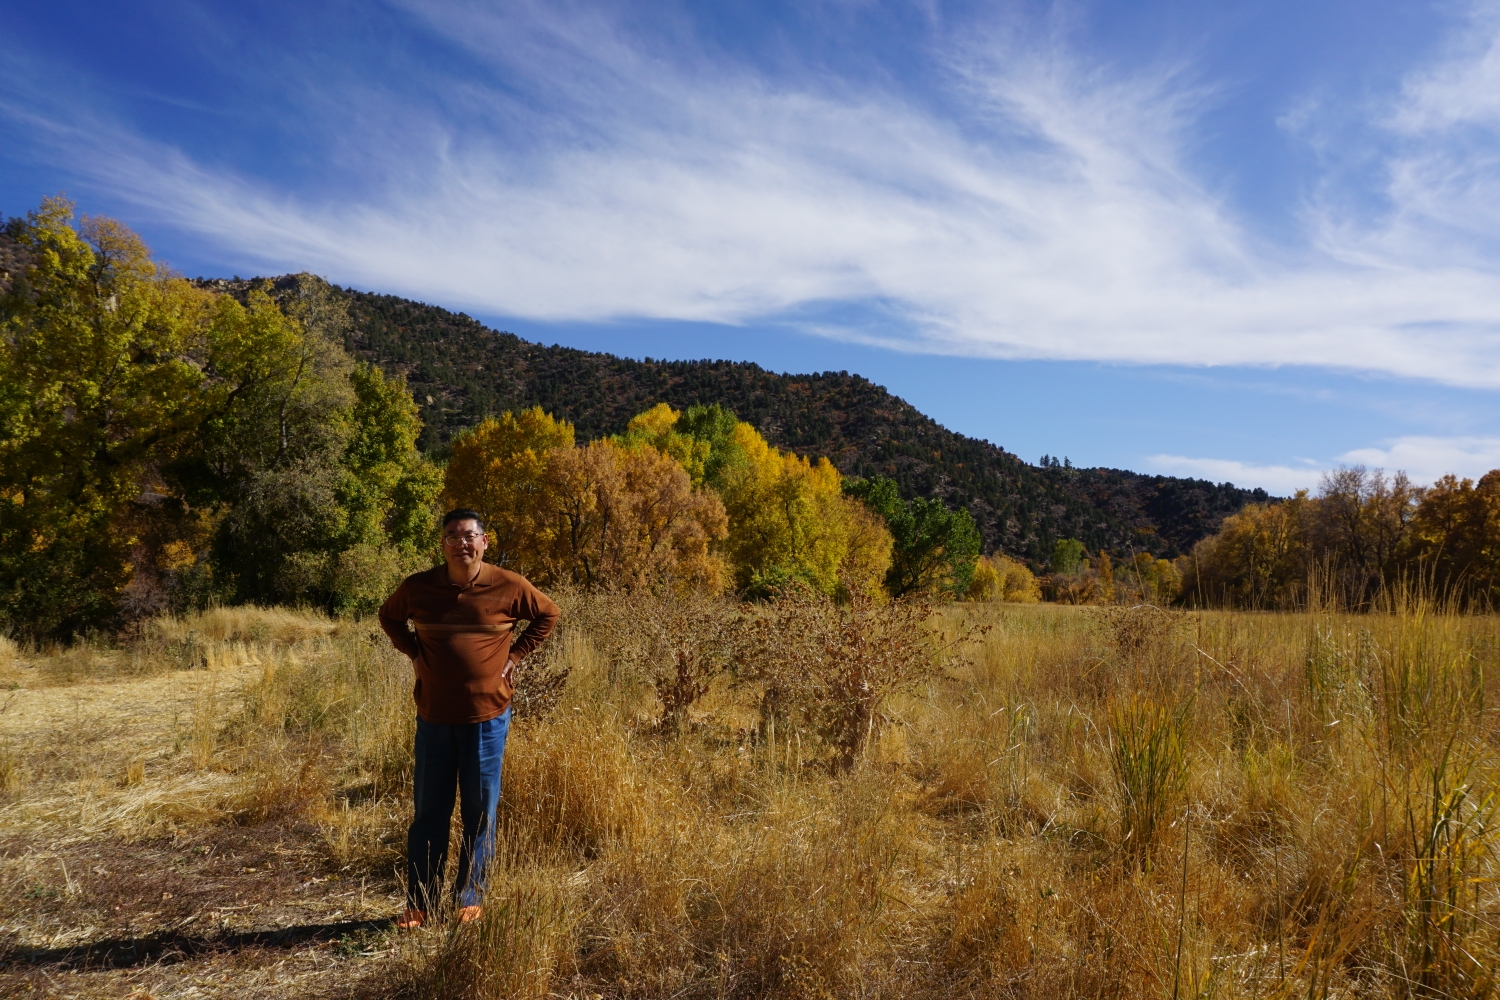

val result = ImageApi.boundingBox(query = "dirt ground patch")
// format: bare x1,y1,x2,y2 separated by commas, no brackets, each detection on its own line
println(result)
0,824,404,999
0,625,409,998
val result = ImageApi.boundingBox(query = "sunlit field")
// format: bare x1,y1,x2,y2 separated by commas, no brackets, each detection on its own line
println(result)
2,596,1497,999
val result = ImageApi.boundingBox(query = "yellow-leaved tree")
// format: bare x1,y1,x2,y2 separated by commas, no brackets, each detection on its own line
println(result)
967,555,1041,603
443,407,575,568
1183,495,1311,607
663,407,882,602
443,407,727,593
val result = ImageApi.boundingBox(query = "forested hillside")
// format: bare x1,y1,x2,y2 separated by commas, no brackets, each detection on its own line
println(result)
208,276,1270,565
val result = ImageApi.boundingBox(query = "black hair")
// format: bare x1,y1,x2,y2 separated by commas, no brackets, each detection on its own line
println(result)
441,509,485,530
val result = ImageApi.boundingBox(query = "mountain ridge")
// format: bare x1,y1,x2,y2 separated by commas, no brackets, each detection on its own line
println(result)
211,276,1271,566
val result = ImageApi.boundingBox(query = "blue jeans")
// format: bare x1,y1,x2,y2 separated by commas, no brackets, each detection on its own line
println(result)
407,710,510,910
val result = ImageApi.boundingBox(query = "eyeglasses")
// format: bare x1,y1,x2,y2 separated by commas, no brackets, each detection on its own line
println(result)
443,532,485,545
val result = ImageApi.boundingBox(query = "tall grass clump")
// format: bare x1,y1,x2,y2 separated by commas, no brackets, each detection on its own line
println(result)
1109,695,1190,871
1402,738,1499,998
394,848,580,1000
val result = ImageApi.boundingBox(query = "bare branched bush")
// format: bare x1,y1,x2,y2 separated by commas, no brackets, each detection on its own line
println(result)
640,595,742,734
738,585,987,769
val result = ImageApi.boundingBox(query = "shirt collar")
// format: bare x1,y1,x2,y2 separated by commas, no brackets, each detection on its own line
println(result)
440,561,491,590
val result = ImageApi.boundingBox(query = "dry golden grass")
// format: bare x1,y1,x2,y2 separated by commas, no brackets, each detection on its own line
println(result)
4,597,1500,999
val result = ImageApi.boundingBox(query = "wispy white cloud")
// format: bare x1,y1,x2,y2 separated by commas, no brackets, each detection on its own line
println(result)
1310,1,1500,269
1390,3,1500,132
1339,436,1500,485
6,1,1500,386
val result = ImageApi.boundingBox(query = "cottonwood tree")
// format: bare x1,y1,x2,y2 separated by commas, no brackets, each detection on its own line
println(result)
0,201,442,633
444,411,727,593
443,406,575,569
1,199,224,633
845,474,980,599
542,439,728,593
707,417,890,598
1408,472,1500,605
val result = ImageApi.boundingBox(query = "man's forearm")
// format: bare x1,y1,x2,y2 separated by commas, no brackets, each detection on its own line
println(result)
510,610,559,660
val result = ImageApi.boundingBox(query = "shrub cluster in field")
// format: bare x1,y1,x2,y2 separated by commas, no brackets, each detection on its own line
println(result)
395,596,1500,998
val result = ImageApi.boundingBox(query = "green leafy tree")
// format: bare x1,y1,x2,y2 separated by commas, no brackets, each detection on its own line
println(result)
845,475,980,599
0,199,288,634
1052,538,1087,576
675,403,747,489
196,285,441,615
0,202,441,632
270,362,444,615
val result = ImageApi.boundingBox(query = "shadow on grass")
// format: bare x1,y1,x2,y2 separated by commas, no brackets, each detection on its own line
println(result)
0,917,396,970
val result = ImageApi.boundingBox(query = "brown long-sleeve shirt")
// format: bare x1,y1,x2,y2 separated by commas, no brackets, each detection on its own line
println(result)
378,563,560,724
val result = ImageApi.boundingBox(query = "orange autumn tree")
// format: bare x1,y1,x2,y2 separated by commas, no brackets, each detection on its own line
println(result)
543,439,727,593
1408,471,1500,604
442,407,726,593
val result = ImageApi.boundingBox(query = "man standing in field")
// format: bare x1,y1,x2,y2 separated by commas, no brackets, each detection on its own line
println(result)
378,508,560,928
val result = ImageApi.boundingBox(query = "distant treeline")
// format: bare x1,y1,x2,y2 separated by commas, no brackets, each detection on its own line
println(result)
1183,467,1500,610
1031,465,1500,611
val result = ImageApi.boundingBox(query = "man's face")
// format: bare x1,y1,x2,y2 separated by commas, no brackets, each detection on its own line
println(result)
442,519,488,565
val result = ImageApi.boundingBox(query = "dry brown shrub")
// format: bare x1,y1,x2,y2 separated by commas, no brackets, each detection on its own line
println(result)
739,585,987,769
639,593,743,734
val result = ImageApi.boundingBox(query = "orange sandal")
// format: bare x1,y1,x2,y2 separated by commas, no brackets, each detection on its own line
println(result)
397,907,427,929
458,905,483,923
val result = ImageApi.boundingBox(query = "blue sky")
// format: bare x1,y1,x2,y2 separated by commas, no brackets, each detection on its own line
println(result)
4,0,1499,493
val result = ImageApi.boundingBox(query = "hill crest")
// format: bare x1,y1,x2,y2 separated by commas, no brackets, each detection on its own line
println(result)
208,276,1271,565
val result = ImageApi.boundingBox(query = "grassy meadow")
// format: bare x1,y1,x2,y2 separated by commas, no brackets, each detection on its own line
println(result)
2,596,1498,999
